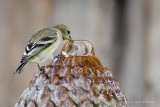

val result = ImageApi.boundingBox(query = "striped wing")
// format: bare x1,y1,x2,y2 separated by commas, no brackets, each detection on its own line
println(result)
21,28,58,63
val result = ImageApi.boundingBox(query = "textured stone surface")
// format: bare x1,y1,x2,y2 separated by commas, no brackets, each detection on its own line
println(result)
15,40,128,107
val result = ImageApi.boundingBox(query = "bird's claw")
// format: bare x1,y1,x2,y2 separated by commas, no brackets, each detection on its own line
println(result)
54,54,61,59
40,66,45,72
37,64,45,73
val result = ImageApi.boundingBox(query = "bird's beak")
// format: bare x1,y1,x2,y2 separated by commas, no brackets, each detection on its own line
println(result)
68,36,72,40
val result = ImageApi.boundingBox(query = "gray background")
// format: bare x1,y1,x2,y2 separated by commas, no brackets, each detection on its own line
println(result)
0,0,159,107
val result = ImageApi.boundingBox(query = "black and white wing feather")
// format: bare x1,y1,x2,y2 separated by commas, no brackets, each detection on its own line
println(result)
16,28,58,74
21,35,57,63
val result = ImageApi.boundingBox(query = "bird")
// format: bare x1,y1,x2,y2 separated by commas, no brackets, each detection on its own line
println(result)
15,24,72,74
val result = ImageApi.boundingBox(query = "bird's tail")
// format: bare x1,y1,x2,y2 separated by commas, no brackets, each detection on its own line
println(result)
14,62,28,74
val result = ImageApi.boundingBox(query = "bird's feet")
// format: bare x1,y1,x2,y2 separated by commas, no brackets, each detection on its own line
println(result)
54,54,61,59
51,54,61,65
37,63,45,73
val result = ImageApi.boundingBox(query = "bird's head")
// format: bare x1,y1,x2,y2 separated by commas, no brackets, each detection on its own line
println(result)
55,24,72,40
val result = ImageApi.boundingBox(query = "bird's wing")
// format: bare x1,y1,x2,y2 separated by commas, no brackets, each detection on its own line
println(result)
20,28,58,63
30,28,56,42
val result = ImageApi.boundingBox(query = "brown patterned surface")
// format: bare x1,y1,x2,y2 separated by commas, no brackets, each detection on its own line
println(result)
15,55,128,107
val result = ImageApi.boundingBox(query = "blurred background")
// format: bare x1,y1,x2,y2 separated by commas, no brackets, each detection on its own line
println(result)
0,0,159,107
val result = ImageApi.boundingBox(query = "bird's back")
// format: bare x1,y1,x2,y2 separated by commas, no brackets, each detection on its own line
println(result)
30,28,51,43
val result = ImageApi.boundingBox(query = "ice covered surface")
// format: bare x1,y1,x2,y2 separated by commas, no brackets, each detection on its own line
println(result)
61,40,95,56
15,40,128,107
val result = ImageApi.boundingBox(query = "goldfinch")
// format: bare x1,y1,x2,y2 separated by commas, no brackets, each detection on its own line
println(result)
15,24,72,74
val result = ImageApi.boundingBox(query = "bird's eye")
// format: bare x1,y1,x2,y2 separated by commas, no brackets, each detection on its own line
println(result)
67,31,70,34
